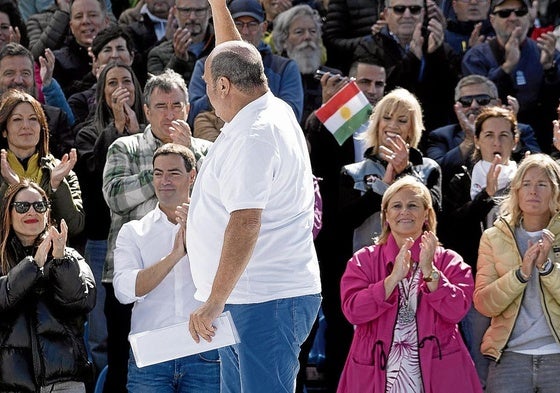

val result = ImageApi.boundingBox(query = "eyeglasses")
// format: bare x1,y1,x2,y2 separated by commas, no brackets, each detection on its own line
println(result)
176,7,208,17
492,8,528,18
234,21,261,32
11,201,50,214
388,5,423,15
457,94,494,107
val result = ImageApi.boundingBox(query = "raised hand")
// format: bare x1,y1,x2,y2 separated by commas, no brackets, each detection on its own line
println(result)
49,219,68,259
468,22,485,49
320,73,350,104
502,27,522,73
419,231,438,271
392,237,414,282
173,27,193,61
485,154,502,197
0,149,20,185
520,229,554,279
39,48,56,88
536,32,557,69
170,120,193,148
110,86,133,133
51,149,77,190
379,134,410,177
426,18,444,54
371,13,388,35
409,23,424,60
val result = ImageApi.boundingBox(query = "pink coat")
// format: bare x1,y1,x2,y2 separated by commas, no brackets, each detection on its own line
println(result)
337,234,482,393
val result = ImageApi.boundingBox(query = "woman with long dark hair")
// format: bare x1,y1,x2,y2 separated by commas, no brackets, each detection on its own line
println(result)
0,180,95,392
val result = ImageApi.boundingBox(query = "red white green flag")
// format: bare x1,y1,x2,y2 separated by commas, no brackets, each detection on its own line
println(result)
315,81,372,146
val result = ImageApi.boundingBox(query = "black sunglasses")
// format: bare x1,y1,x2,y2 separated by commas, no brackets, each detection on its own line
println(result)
11,201,50,214
388,5,423,15
492,8,528,18
458,94,493,107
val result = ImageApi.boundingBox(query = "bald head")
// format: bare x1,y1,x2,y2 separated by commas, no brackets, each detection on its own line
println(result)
207,40,267,94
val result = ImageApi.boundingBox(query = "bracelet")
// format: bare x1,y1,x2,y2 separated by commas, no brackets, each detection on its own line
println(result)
538,258,553,274
516,268,530,283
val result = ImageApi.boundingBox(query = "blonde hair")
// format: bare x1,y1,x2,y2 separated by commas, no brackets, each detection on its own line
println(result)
499,154,560,226
377,176,436,244
365,88,424,155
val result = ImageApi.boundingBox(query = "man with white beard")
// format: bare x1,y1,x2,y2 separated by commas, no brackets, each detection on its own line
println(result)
273,4,341,124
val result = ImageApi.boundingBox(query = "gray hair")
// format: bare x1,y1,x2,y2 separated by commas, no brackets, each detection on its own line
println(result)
272,4,322,54
143,69,189,106
209,41,267,94
454,74,498,101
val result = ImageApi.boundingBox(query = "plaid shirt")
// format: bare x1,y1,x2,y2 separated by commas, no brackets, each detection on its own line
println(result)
102,125,211,282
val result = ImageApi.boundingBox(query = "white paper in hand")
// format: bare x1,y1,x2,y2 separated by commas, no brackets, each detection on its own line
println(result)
129,311,240,367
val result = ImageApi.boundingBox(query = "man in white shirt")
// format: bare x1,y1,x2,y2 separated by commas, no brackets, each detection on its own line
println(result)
186,0,321,392
113,143,219,393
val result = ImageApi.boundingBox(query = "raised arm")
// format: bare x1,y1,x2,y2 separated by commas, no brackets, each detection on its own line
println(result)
208,0,241,44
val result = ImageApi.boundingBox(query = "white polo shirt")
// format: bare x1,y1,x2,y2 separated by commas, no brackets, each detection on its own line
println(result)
187,91,321,304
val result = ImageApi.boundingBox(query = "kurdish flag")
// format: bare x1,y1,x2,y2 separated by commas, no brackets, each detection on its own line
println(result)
315,81,372,146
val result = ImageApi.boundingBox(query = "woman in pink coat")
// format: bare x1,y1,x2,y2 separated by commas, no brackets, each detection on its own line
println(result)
338,176,482,393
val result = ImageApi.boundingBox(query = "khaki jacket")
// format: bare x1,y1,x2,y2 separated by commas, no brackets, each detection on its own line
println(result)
474,213,560,360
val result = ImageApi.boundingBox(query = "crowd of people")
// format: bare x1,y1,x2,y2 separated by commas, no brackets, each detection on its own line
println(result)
0,0,559,392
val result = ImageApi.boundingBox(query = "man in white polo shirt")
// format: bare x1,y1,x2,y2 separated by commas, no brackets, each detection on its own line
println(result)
186,0,321,391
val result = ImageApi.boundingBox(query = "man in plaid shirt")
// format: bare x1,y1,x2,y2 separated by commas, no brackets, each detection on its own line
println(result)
101,68,211,393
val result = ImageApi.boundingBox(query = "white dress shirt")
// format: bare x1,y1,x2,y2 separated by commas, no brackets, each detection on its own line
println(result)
113,205,201,334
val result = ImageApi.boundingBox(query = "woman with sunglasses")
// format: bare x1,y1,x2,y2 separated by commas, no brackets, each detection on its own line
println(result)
0,179,96,392
0,89,84,237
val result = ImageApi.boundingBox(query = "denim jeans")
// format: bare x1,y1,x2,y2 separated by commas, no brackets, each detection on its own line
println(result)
220,294,322,393
84,239,108,374
127,349,220,393
486,352,560,393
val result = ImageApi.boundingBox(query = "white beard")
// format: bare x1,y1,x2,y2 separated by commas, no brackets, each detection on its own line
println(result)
286,41,322,75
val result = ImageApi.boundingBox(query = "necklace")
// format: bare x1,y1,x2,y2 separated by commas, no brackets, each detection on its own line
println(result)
397,262,418,325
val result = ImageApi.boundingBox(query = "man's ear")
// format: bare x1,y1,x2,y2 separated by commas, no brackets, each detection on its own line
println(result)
218,76,230,95
143,103,150,118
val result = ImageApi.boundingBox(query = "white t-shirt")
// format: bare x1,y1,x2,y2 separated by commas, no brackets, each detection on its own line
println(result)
187,91,321,304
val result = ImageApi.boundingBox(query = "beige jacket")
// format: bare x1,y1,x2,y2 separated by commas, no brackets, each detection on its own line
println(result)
474,213,560,361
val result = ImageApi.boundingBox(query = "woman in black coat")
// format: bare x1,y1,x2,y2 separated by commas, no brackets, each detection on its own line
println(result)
0,180,95,392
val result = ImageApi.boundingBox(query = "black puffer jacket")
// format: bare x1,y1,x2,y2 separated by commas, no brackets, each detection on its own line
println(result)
0,236,96,392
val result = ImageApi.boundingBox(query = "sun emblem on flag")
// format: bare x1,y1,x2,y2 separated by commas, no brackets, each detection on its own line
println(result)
339,105,352,120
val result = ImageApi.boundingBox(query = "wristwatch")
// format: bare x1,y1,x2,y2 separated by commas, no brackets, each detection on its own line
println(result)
423,268,440,282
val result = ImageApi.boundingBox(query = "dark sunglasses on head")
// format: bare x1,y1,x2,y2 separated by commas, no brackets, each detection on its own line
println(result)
458,94,493,107
388,5,423,15
492,8,528,18
11,201,50,214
